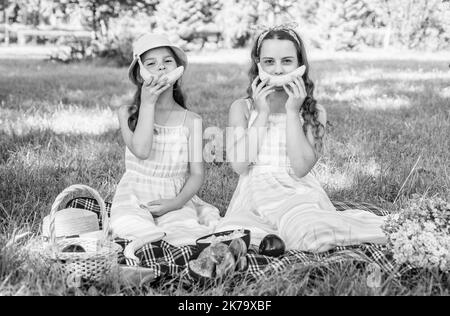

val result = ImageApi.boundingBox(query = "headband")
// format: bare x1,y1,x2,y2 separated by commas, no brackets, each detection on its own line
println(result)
254,22,301,52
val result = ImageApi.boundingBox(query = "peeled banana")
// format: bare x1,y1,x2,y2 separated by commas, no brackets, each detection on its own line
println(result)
258,63,306,87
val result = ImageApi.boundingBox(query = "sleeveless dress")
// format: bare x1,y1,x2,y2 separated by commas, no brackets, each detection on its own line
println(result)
215,100,387,252
110,110,221,247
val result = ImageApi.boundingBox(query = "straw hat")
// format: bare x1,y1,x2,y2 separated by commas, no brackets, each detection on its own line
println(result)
42,208,99,239
33,185,121,287
128,33,188,86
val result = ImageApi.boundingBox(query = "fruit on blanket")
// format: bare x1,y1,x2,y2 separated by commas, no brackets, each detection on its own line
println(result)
210,243,236,278
216,251,235,278
209,243,231,263
138,57,184,85
257,63,306,87
236,256,248,272
228,238,247,261
190,245,216,278
259,234,286,257
189,256,216,279
189,242,237,280
61,244,86,253
197,243,214,260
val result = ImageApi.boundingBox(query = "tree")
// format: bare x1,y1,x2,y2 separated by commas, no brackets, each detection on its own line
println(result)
0,0,9,44
367,0,450,50
154,0,223,50
0,0,9,14
53,0,159,38
218,0,297,48
315,0,370,51
217,0,260,48
7,0,54,26
290,0,321,25
263,0,297,24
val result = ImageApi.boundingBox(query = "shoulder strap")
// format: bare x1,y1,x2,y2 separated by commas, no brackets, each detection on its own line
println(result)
244,98,253,121
246,98,259,128
245,98,253,112
182,109,188,126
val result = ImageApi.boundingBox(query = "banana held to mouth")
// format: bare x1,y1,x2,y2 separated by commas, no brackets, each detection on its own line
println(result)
257,63,306,87
138,57,185,85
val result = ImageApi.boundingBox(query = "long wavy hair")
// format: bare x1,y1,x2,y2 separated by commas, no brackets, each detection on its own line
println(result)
247,29,325,153
128,47,187,132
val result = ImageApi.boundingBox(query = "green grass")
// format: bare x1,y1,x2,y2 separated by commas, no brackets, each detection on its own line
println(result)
0,57,449,296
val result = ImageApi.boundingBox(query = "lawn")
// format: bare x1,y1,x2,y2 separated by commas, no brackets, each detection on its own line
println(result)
0,56,449,296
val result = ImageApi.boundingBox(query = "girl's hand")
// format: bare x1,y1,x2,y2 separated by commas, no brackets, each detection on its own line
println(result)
140,199,179,218
283,75,307,113
141,74,171,107
252,76,275,114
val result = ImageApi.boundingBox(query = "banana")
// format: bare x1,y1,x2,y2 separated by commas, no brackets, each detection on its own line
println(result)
137,56,154,83
123,231,166,264
258,63,306,87
137,56,184,85
161,66,184,85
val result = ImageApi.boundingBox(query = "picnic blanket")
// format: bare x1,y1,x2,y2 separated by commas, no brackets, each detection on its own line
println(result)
68,198,413,283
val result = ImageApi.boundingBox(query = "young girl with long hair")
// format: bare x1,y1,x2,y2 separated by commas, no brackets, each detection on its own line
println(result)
216,26,387,252
110,34,220,258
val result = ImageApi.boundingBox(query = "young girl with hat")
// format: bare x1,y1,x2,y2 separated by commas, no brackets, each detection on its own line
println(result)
215,25,387,252
110,33,220,255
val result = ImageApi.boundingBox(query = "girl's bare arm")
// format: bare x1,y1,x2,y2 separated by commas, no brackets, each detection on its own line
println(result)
287,104,327,178
117,103,156,160
171,112,204,208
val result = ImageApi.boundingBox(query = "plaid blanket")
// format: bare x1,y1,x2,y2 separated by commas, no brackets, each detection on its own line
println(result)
68,198,412,283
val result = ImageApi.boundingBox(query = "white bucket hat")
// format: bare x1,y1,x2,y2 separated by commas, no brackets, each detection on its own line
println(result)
128,33,188,85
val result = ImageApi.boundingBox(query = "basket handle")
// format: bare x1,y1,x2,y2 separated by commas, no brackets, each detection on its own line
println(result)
49,184,110,249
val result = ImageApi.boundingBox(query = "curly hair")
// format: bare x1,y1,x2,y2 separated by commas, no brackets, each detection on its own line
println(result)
128,48,187,132
246,29,325,154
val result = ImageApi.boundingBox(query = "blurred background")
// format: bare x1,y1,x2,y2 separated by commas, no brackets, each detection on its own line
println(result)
0,0,449,64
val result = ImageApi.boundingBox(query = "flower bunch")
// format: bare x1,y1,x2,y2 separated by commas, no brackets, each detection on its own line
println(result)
382,196,450,271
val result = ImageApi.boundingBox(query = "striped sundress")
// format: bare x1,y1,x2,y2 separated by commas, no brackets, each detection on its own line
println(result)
110,110,221,247
215,100,387,252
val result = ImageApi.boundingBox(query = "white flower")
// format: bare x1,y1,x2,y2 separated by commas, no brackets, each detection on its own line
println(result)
384,196,450,271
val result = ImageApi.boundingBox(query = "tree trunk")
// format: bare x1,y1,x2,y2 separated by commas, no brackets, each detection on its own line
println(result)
100,19,107,39
4,8,9,45
3,0,9,44
383,23,391,49
33,0,41,27
92,2,97,39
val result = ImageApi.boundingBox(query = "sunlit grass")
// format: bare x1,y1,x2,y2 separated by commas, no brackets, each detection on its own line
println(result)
359,95,411,110
1,104,118,136
320,69,450,86
0,57,449,296
441,87,450,99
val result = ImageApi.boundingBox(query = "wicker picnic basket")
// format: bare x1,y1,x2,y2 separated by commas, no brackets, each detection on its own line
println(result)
39,184,122,283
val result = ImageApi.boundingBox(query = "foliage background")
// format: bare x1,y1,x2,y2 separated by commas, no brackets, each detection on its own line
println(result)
1,0,450,64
